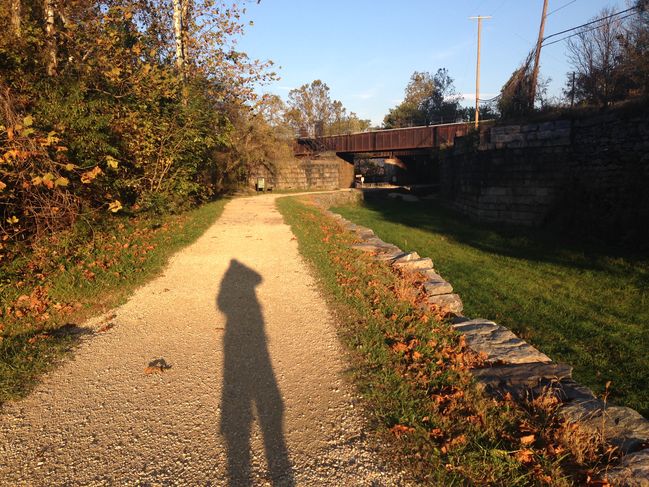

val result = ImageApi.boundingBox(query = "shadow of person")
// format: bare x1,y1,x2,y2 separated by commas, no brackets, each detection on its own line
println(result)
217,259,295,486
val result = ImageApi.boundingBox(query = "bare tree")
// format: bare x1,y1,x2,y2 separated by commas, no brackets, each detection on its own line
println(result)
618,0,649,96
566,7,626,106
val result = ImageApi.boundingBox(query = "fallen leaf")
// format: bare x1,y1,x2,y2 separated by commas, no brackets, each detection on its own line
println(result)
520,434,535,446
390,424,415,438
515,449,535,464
97,323,114,333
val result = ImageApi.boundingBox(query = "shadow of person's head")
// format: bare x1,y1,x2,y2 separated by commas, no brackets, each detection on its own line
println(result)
217,259,262,311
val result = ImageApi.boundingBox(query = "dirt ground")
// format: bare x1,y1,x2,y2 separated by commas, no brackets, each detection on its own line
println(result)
0,194,404,486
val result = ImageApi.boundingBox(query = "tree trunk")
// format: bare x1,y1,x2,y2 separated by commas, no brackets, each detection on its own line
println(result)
10,0,21,37
181,0,191,66
44,0,57,76
172,0,185,78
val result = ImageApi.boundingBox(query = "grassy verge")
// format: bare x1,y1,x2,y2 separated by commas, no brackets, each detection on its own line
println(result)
0,199,227,403
331,197,649,417
278,195,610,485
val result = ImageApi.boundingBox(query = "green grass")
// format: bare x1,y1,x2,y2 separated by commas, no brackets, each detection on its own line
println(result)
332,197,649,416
0,199,227,403
277,195,603,485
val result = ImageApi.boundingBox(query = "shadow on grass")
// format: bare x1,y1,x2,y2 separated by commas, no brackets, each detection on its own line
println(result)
333,193,649,417
358,192,649,285
0,324,93,405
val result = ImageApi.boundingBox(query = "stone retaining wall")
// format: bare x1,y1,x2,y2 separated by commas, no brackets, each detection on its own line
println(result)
309,190,649,486
250,157,354,191
439,111,649,242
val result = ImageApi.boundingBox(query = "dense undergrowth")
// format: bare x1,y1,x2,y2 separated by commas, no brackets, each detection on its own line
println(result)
278,195,616,486
0,199,226,403
0,1,285,255
333,197,649,418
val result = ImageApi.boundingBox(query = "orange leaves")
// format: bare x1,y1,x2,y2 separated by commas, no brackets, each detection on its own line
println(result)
586,476,612,486
519,434,536,446
515,448,535,464
31,173,67,189
2,148,33,163
440,434,467,454
81,166,102,184
97,322,115,333
390,424,415,438
107,200,123,213
27,333,51,344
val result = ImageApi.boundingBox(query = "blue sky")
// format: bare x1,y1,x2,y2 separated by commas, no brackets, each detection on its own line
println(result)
237,0,628,125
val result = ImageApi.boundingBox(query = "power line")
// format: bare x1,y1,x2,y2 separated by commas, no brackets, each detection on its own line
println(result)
478,94,501,102
547,0,578,17
542,11,639,47
490,0,509,16
542,6,638,43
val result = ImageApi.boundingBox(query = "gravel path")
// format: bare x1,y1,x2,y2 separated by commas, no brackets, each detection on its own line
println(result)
0,194,404,486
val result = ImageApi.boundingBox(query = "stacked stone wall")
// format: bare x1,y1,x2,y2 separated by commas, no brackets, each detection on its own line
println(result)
439,112,649,242
250,158,353,191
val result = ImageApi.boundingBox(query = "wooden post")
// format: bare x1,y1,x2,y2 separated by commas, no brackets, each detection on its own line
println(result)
530,0,549,109
470,16,491,129
570,72,576,108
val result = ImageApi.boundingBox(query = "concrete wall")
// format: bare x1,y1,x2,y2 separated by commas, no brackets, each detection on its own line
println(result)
251,157,354,191
439,111,649,242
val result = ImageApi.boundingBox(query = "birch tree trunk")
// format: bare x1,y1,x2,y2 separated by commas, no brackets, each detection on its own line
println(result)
181,0,191,66
44,0,57,76
10,0,21,38
172,0,185,78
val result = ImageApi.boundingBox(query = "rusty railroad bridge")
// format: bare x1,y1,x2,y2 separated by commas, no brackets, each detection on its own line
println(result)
293,122,475,162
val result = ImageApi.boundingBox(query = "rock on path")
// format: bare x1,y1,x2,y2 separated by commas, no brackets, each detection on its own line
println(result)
0,194,404,486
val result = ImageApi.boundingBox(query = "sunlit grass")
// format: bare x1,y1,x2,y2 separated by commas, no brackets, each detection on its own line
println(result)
277,196,595,485
333,197,649,417
0,199,227,403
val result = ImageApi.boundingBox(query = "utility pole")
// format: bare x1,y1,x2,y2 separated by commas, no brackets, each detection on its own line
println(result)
470,15,491,129
570,71,576,108
530,0,549,109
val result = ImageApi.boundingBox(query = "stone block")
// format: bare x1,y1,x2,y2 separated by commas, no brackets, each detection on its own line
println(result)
427,293,463,314
471,362,573,401
351,242,400,254
452,319,552,364
355,228,375,239
393,257,434,271
374,250,408,261
392,252,421,264
557,379,599,404
607,449,649,487
560,405,649,454
423,280,454,296
421,269,445,281
521,123,539,133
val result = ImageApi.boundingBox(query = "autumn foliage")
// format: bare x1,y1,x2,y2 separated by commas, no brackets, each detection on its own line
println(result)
0,0,278,253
